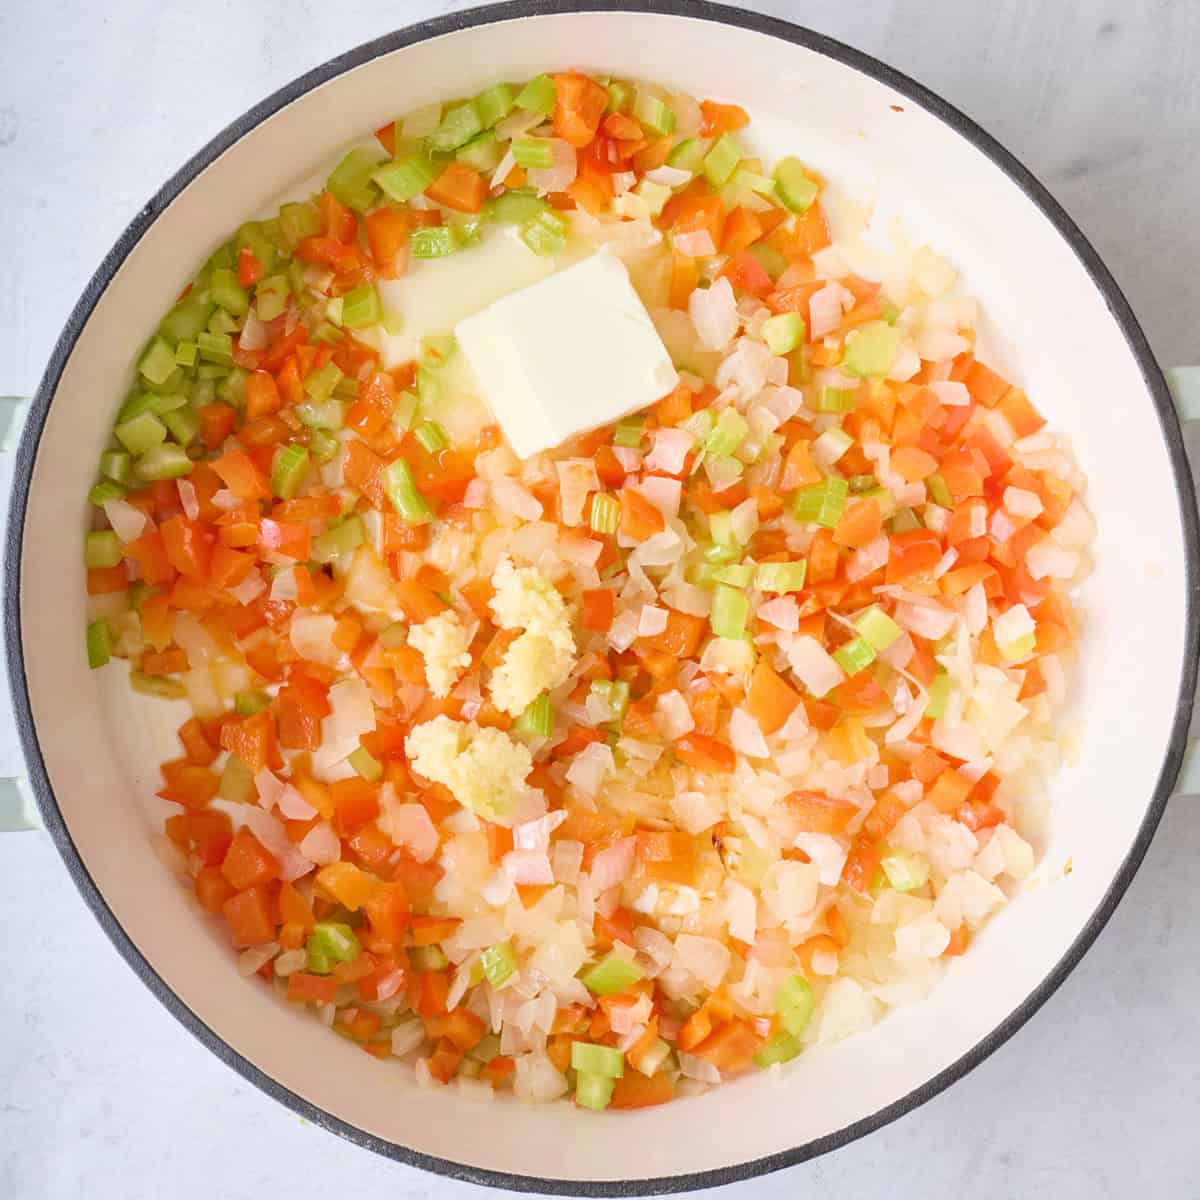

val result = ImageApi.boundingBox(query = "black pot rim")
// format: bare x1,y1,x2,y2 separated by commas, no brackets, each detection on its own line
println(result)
7,2,1198,1194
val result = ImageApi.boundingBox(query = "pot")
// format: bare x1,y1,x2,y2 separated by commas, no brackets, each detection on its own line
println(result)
5,1,1198,1192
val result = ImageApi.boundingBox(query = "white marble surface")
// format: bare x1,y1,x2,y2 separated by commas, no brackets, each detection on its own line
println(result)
2,2,1199,1197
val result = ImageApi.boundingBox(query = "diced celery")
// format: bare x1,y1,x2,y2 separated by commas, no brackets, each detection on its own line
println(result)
114,412,167,456
606,79,634,112
513,137,556,169
89,481,126,508
514,74,556,115
309,430,340,464
254,274,290,322
702,133,743,187
304,361,344,404
998,632,1036,663
278,200,321,249
728,167,777,197
85,620,112,669
159,298,215,346
761,312,806,355
925,672,952,720
667,137,707,171
856,606,902,651
456,129,505,173
881,849,929,893
571,1042,625,1078
635,178,672,217
613,416,644,448
882,299,900,325
813,427,853,464
581,951,643,996
383,458,433,523
323,296,344,328
135,444,193,482
348,745,383,782
206,241,237,273
139,336,178,386
590,679,630,722
791,476,848,527
842,321,901,379
218,755,254,805
418,334,456,369
162,407,199,447
481,941,517,988
129,671,186,699
428,101,483,153
147,391,187,416
774,157,819,213
373,154,439,203
747,242,789,281
891,506,921,534
514,692,554,737
755,560,807,593
207,307,239,336
295,397,345,431
926,472,953,508
415,420,449,455
84,530,122,569
475,82,516,128
270,444,310,500
174,340,198,368
327,147,382,212
753,1031,803,1068
306,922,361,972
711,583,750,639
411,226,458,258
312,515,364,565
410,944,449,972
196,330,234,366
704,408,749,457
210,268,248,317
818,387,856,414
833,635,876,676
488,188,547,225
234,690,269,717
711,562,754,588
99,449,131,484
392,391,418,432
775,973,815,1036
235,221,278,275
341,284,381,330
416,367,441,408
574,1072,616,1111
589,493,619,535
519,209,568,256
634,90,676,136
708,509,737,547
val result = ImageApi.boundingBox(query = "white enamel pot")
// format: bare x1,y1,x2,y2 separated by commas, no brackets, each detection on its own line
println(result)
5,2,1199,1192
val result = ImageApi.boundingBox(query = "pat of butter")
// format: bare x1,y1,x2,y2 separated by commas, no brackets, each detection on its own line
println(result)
455,251,678,459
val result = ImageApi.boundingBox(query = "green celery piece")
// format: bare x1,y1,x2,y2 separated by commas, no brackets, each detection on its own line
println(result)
571,1042,625,1078
480,942,516,988
832,635,876,676
116,392,157,423
373,154,439,203
488,188,547,225
348,745,383,782
515,74,556,115
416,367,441,407
755,560,807,593
925,672,952,720
196,330,233,366
774,157,820,213
254,274,290,321
574,1073,616,1111
312,515,364,565
85,530,122,569
428,101,483,153
710,583,750,639
666,137,707,172
271,444,310,500
474,82,516,128
702,540,739,565
711,562,754,588
634,90,676,136
418,333,456,369
235,221,278,275
606,79,634,112
306,922,361,972
880,849,929,893
613,416,644,448
704,408,749,457
127,582,155,612
383,458,433,524
589,493,619,535
761,312,805,355
519,209,568,256
456,129,505,173
776,973,815,1036
842,321,901,378
414,420,448,454
135,444,193,482
162,407,199,447
856,606,902,651
753,1031,803,1068
139,337,178,386
295,398,346,431
708,509,737,547
129,671,186,700
218,756,254,805
513,137,556,169
278,200,322,249
234,690,269,717
114,412,167,456
410,944,448,972
88,481,126,508
304,361,344,404
206,240,237,273
792,476,848,527
818,387,857,413
747,242,788,281
85,620,112,669
411,226,458,259
216,367,248,408
635,179,671,217
210,268,248,317
890,506,921,533
341,284,381,329
147,391,188,416
159,297,215,347
325,296,345,327
327,147,382,212
99,449,131,484
514,692,554,737
309,429,340,463
926,473,952,508
207,307,239,337
702,133,744,187
174,340,198,368
581,951,642,996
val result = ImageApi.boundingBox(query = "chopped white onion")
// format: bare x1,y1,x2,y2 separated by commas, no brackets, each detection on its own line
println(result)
644,427,693,475
930,380,970,407
674,229,717,258
492,476,543,521
102,498,149,543
729,707,770,758
638,605,670,637
590,837,636,892
689,276,738,350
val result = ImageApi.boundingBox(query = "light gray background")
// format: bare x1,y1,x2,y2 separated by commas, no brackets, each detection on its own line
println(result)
1,2,1197,1198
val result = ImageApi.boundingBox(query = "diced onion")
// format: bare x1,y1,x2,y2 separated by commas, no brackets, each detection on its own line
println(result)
102,498,148,543
689,276,738,350
590,836,636,892
644,428,693,476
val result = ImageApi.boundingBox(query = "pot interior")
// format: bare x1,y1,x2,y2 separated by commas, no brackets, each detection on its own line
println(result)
15,7,1191,1186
